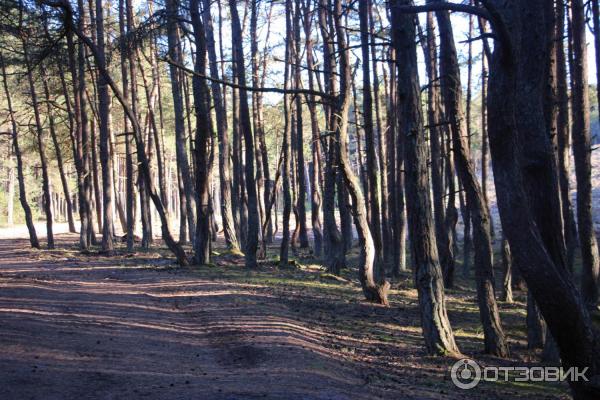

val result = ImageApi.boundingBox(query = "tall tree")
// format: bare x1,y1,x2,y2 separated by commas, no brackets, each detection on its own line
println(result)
592,0,600,131
482,0,600,396
201,0,240,251
229,0,259,268
432,0,508,357
422,13,454,285
40,62,76,234
303,0,323,256
250,0,266,247
94,0,115,253
126,0,152,248
556,0,577,271
358,0,382,263
293,0,309,249
74,0,95,248
119,0,134,251
166,0,196,244
571,0,600,309
318,0,344,275
0,52,39,248
279,0,293,267
335,0,389,305
190,0,212,265
22,33,54,249
390,0,459,356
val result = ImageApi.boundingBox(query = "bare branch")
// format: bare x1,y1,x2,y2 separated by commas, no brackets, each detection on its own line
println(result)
392,2,491,21
161,56,335,100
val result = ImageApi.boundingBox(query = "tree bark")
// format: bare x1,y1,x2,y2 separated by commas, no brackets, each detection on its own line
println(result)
571,0,600,309
433,1,508,358
166,0,196,246
229,0,259,268
202,0,239,251
318,0,344,275
0,52,39,248
50,0,189,264
486,1,600,396
23,39,54,249
390,0,459,356
279,0,294,267
500,237,513,303
556,0,577,272
358,0,382,264
592,0,600,132
94,0,115,253
334,0,388,305
303,0,323,257
190,0,212,265
119,0,135,251
40,63,76,235
422,13,454,285
293,0,309,249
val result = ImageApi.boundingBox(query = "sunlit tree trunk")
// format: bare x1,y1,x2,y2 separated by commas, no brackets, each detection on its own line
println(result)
390,0,459,356
190,0,212,264
229,0,259,268
0,52,39,248
166,0,196,245
94,0,115,252
279,0,293,267
23,40,54,249
303,0,323,256
202,0,240,251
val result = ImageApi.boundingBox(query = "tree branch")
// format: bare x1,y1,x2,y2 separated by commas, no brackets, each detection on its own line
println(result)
392,2,491,21
393,1,512,63
161,56,335,100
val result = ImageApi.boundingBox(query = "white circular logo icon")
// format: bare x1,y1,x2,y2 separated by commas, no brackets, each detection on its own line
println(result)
450,358,481,389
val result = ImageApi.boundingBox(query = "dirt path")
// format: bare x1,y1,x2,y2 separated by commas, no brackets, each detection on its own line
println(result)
0,235,569,399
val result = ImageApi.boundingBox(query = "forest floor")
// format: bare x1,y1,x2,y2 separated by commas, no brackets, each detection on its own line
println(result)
0,233,574,399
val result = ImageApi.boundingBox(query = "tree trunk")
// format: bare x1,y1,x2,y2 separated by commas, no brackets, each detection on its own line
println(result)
422,13,454,284
386,48,407,276
94,0,115,253
229,0,259,268
318,0,344,275
486,1,600,396
358,0,382,264
40,64,76,235
0,52,39,248
293,0,309,249
250,0,266,250
23,41,54,249
334,0,388,305
202,0,239,251
54,0,189,264
73,0,94,248
369,0,391,268
556,0,577,272
500,237,513,303
303,0,323,257
279,0,294,267
166,0,196,246
390,0,459,356
592,0,600,132
118,0,134,251
189,0,212,264
571,0,600,309
433,2,508,358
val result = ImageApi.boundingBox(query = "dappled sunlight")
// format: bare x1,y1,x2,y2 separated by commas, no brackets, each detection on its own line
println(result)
0,236,572,399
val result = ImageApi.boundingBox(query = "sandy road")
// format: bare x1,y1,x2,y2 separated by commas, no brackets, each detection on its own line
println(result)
0,235,380,400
